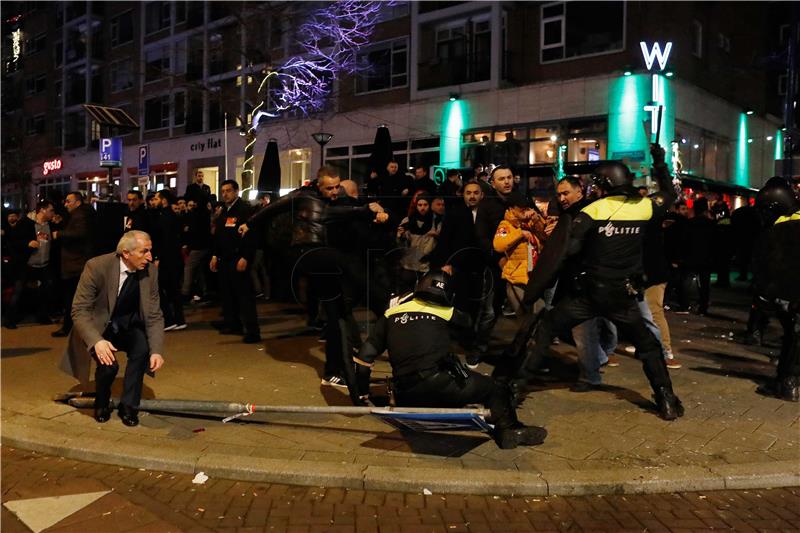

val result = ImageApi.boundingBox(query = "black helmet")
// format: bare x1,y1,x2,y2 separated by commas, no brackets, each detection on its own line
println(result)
414,270,454,306
756,177,799,219
591,162,634,195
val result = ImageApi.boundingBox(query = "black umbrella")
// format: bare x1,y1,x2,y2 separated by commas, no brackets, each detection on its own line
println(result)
367,125,393,178
257,138,281,198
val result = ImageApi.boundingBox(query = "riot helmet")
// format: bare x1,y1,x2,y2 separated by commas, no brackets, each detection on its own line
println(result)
591,162,635,196
756,177,799,221
414,270,455,306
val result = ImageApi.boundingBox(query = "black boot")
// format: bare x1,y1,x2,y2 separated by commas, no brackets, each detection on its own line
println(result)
758,377,799,402
493,423,547,449
654,386,685,420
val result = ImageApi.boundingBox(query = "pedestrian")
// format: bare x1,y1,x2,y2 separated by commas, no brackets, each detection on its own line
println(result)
60,230,165,426
181,199,211,302
493,192,542,317
153,189,186,331
52,192,95,337
354,270,547,449
505,144,684,421
752,177,800,402
682,197,716,315
397,193,441,293
209,180,261,344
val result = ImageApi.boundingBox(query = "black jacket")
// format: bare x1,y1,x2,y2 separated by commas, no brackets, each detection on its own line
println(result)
213,198,255,262
59,203,96,278
475,188,509,258
428,202,485,272
248,188,375,249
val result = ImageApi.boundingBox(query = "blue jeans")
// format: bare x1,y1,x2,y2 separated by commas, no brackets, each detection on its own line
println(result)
572,298,664,384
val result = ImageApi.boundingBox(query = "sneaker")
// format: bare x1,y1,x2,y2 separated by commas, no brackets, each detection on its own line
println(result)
321,374,348,388
673,308,690,315
605,355,620,367
666,357,682,369
465,354,480,370
164,324,178,332
192,295,202,302
624,345,636,354
173,323,187,331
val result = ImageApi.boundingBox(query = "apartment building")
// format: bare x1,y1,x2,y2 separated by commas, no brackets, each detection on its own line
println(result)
1,1,794,209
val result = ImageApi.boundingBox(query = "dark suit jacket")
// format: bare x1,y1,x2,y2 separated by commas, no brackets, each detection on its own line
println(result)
60,252,164,384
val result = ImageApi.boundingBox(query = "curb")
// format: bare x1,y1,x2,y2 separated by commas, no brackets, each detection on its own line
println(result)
3,413,799,496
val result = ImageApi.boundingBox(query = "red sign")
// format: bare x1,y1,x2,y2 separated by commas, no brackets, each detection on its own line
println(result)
42,158,62,176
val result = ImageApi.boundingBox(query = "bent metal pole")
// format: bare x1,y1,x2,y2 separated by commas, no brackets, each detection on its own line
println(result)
61,396,490,418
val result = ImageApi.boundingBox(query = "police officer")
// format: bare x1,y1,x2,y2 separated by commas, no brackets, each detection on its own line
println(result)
353,271,547,449
504,144,684,420
752,177,800,402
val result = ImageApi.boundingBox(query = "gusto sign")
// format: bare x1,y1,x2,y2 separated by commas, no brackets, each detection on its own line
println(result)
42,158,62,176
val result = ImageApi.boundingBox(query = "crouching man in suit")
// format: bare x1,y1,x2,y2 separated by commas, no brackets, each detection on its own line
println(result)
60,230,165,426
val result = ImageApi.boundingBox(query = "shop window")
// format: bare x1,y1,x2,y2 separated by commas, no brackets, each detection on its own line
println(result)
145,45,170,82
144,95,170,130
145,1,171,34
356,38,408,94
110,59,134,93
540,1,624,63
110,10,134,47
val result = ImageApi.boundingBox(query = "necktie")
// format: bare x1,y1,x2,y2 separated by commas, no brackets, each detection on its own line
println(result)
118,270,136,299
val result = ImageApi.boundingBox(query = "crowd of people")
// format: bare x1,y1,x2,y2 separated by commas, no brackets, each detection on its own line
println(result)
2,155,797,446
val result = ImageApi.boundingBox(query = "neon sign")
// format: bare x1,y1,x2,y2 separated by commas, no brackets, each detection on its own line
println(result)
42,158,62,175
11,29,22,62
640,41,672,71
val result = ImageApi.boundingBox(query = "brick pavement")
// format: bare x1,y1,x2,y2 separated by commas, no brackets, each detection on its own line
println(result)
3,448,799,533
1,283,799,495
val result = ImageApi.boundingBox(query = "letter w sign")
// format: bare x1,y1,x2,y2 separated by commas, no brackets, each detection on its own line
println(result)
640,41,672,71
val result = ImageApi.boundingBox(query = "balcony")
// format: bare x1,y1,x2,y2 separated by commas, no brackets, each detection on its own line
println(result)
417,53,490,90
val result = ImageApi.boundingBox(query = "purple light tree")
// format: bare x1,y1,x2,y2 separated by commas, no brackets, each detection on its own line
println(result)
243,1,387,185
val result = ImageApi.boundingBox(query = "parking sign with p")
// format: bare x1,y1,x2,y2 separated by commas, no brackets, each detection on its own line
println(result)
138,145,149,176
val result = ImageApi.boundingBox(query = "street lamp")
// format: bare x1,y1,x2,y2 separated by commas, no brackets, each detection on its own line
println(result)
311,132,333,167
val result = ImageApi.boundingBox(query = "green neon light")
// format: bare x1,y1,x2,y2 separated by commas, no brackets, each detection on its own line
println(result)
734,113,749,187
556,144,566,180
774,129,783,161
652,74,674,173
440,100,467,168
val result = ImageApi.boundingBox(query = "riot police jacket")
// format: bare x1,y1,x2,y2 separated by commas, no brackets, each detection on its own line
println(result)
755,211,800,304
356,296,469,378
248,187,374,248
568,194,671,281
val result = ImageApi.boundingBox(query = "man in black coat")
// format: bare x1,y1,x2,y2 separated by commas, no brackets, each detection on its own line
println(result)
681,198,716,315
472,166,515,356
52,192,95,337
153,189,186,330
210,180,260,344
428,180,488,364
185,169,211,206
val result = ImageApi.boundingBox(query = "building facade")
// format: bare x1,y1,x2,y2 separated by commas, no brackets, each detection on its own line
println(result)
1,1,795,208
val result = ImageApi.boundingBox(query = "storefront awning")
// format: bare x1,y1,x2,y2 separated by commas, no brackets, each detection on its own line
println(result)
82,104,139,129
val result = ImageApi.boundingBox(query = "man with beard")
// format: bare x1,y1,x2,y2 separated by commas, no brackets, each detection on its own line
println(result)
241,167,388,399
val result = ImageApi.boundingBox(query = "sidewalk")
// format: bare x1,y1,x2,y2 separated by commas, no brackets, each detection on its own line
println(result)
2,283,798,496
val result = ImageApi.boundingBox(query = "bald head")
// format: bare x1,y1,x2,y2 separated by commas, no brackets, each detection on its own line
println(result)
340,180,359,199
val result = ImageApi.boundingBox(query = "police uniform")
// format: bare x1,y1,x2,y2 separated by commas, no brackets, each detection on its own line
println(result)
506,149,684,420
753,178,800,401
355,272,547,449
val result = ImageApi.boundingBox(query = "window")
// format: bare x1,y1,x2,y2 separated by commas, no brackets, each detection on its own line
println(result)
174,91,185,126
54,120,63,146
540,1,625,63
110,10,133,47
419,15,491,90
110,59,134,92
356,38,408,94
144,95,170,129
691,20,702,58
173,39,186,75
26,32,46,55
25,75,46,96
145,1,171,34
54,40,63,67
144,45,170,82
378,1,409,21
26,114,45,135
54,79,62,106
175,1,186,23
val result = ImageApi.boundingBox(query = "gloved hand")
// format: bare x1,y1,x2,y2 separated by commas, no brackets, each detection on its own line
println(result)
650,143,666,165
